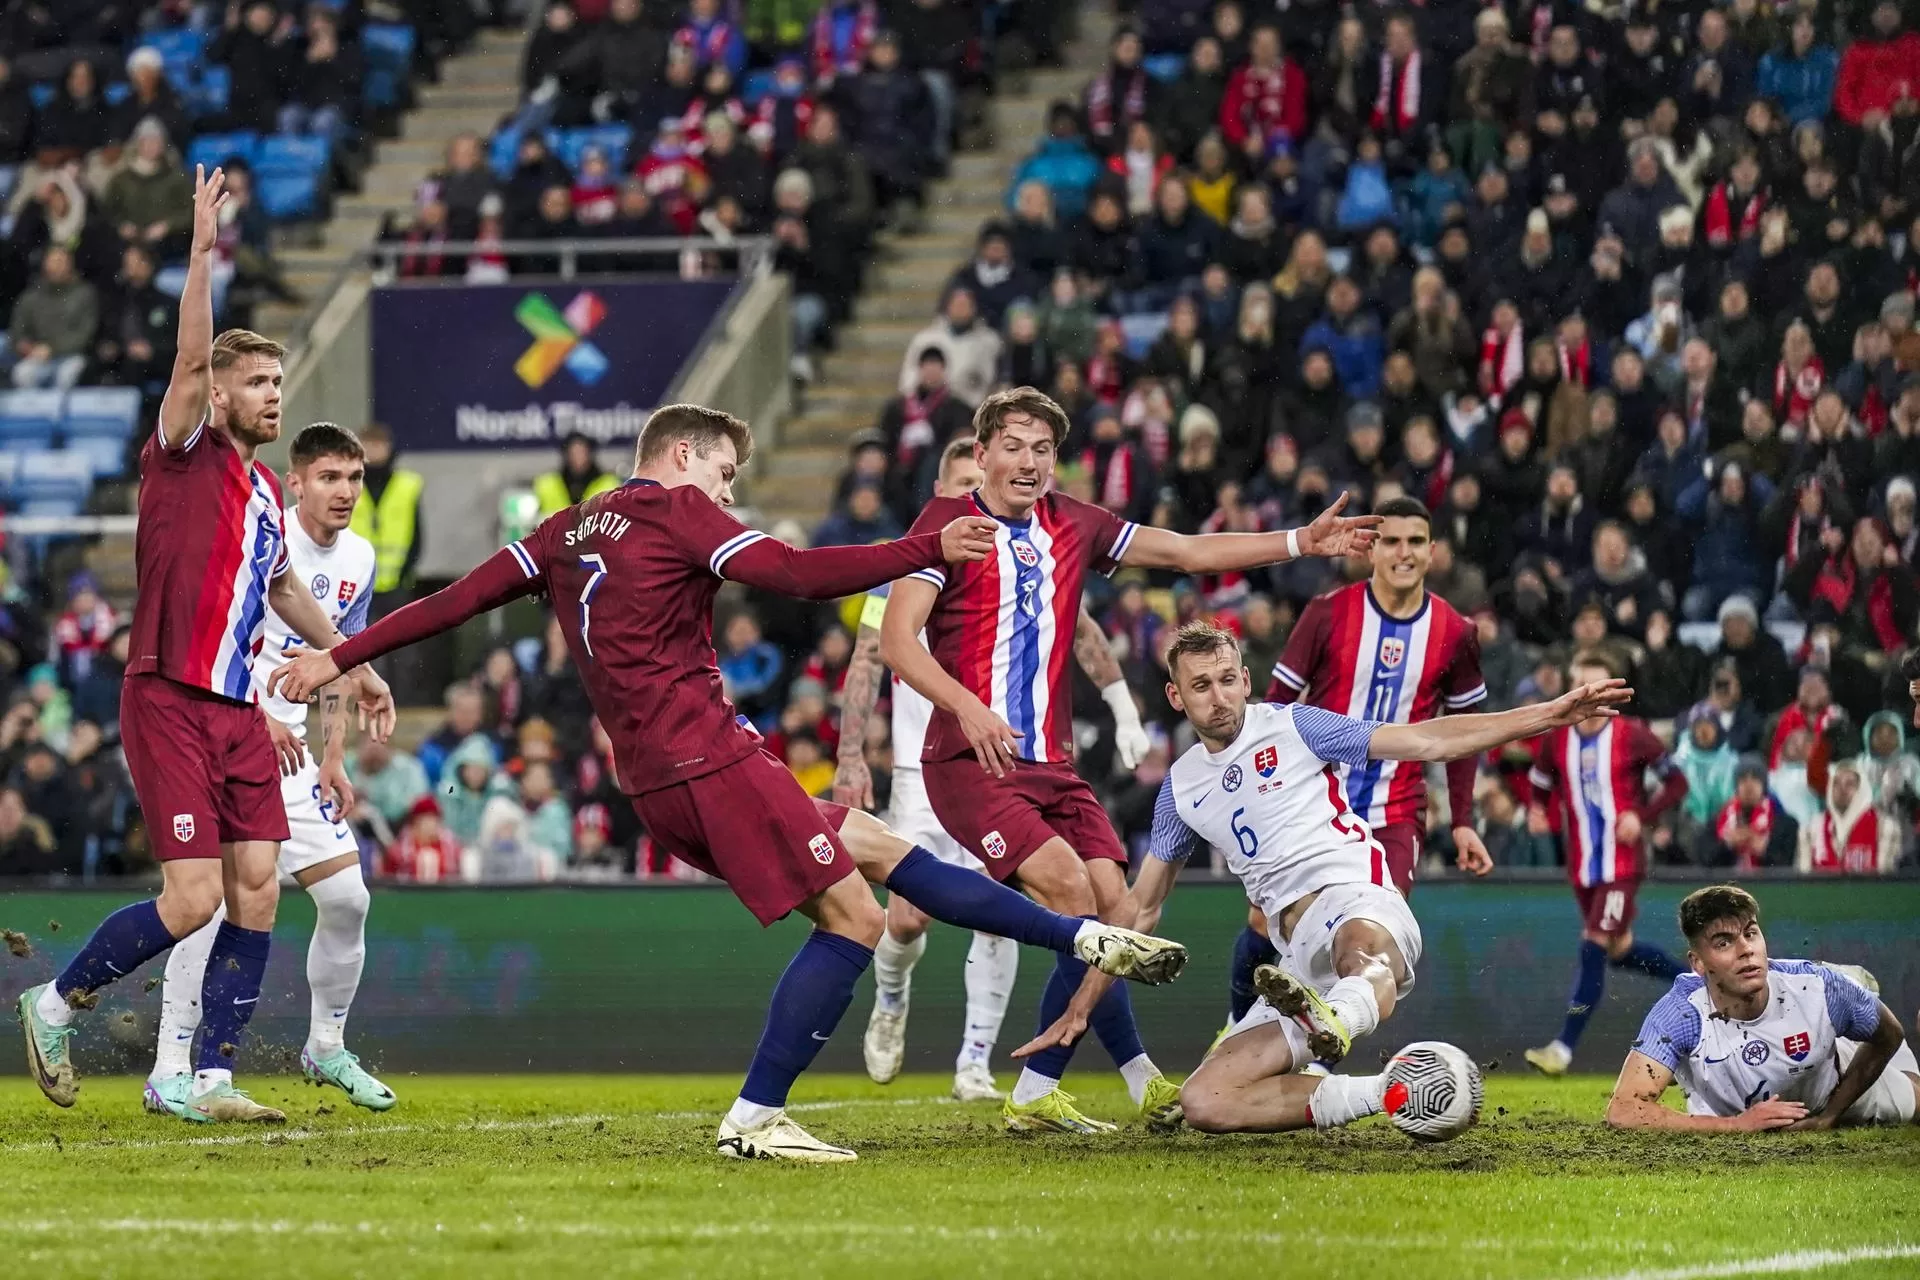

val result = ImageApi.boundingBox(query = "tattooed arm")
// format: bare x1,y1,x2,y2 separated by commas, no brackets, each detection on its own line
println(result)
314,676,357,815
832,614,887,810
1075,609,1150,770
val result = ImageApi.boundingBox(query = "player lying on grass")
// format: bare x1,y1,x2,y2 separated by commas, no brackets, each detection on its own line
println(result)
881,386,1382,1135
269,403,1188,1164
1606,884,1919,1132
1016,621,1632,1135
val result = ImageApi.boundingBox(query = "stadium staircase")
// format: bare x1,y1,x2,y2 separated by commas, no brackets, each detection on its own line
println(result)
749,10,1117,530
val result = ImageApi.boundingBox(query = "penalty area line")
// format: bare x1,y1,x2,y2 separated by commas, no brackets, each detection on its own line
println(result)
1590,1242,1920,1280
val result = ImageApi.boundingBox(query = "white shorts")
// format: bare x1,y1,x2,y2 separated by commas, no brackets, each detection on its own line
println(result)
1220,881,1423,1056
1840,1038,1920,1126
888,768,980,871
1277,881,1423,999
278,753,359,877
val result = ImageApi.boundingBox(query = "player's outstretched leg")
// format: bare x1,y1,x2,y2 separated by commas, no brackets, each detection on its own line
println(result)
22,865,223,1108
1228,905,1278,1024
299,862,395,1111
864,894,927,1086
837,810,1188,985
953,931,1019,1101
1181,1014,1401,1135
717,875,877,1163
145,905,223,1120
1253,918,1398,1066
1608,937,1682,982
1528,939,1607,1076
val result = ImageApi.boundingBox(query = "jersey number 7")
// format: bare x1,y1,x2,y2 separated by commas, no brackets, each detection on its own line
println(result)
578,554,608,659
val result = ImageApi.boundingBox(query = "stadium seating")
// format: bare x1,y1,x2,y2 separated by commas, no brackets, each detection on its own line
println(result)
62,388,142,480
552,125,633,175
363,23,418,112
0,389,64,451
188,131,261,174
15,450,93,518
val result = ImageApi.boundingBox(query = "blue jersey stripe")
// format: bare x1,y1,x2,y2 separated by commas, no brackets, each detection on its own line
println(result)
1578,731,1607,885
1346,615,1413,817
1004,529,1042,756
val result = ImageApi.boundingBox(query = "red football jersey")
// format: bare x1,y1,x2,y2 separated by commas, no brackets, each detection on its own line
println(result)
330,479,946,796
1267,582,1485,829
905,491,1137,765
125,419,289,702
1528,718,1675,887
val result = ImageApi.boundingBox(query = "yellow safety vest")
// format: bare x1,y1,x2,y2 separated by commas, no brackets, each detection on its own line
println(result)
349,468,424,594
532,470,618,517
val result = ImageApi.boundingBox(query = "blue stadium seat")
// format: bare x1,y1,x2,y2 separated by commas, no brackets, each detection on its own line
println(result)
0,389,64,449
141,28,210,64
104,82,130,106
0,451,18,502
741,69,777,107
363,23,416,109
16,450,92,517
259,133,332,172
28,84,52,109
488,127,524,179
188,131,260,173
554,125,631,174
69,436,130,481
63,387,141,440
1121,312,1168,358
256,168,322,220
1143,54,1184,82
190,66,232,117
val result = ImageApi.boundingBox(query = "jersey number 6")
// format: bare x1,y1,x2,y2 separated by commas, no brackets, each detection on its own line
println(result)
1230,807,1259,858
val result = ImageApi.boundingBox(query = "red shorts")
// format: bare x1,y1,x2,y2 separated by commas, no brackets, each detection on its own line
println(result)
1373,821,1420,897
121,674,288,859
921,756,1125,882
1574,879,1641,937
634,749,853,926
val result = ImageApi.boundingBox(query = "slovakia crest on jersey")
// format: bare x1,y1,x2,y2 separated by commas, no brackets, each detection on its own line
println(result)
1011,540,1039,567
337,579,358,606
310,573,330,600
1223,764,1243,792
1379,637,1406,668
1783,1032,1811,1061
1742,1040,1771,1066
1254,746,1278,778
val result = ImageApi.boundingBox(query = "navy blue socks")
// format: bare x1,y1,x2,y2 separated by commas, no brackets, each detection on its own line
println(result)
740,930,874,1108
1228,924,1278,1023
1611,940,1683,981
884,846,1082,952
1557,939,1609,1051
55,900,173,1002
194,922,273,1073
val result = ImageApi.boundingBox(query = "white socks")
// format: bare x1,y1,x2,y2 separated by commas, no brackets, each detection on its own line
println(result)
1309,1072,1389,1129
959,932,1018,1070
1118,1053,1160,1107
1327,976,1382,1041
726,1098,781,1129
153,903,225,1079
35,982,74,1028
1012,1066,1059,1105
304,866,371,1059
872,927,926,1016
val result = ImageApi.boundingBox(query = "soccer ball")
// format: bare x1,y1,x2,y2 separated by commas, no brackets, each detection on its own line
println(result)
1382,1041,1483,1143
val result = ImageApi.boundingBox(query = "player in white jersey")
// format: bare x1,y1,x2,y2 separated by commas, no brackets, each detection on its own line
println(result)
145,423,397,1118
834,440,1152,1102
1607,885,1918,1131
1015,621,1629,1135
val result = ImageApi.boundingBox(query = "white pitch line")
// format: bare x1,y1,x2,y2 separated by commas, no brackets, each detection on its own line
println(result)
1590,1243,1920,1280
9,1095,955,1153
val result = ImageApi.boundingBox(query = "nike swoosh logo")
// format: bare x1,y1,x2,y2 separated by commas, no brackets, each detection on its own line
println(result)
1703,1054,1729,1064
1191,790,1212,808
811,1031,831,1042
233,997,258,1006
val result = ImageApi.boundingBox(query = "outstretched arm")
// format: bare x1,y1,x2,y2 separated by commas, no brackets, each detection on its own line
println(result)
723,522,990,600
1794,1000,1907,1131
268,569,396,742
158,167,226,447
1604,1052,1807,1131
1366,680,1632,763
1120,491,1380,574
1074,609,1150,769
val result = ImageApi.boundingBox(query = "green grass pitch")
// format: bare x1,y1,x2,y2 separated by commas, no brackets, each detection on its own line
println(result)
0,1072,1915,1279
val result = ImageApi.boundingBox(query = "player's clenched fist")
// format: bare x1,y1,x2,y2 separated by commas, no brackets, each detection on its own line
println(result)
939,516,1000,563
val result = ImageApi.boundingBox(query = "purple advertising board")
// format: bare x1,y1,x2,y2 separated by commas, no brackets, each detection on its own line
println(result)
369,279,735,449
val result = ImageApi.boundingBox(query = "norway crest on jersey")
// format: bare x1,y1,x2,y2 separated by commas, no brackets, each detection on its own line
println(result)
1011,540,1040,568
1379,637,1406,668
807,833,834,865
1783,1032,1812,1061
1254,746,1279,778
172,813,195,843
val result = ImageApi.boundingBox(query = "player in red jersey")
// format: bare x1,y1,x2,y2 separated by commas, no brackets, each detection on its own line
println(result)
1523,652,1689,1076
1227,497,1492,1027
882,386,1380,1134
270,403,1190,1163
17,167,394,1123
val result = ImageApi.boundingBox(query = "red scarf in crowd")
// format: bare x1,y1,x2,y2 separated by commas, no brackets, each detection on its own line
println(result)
1479,322,1524,406
1235,63,1290,139
1087,67,1148,140
810,0,878,81
1805,804,1886,873
1859,376,1891,436
672,17,737,69
1090,442,1145,511
1371,50,1420,134
1714,798,1776,872
1557,336,1591,388
898,384,945,463
1702,181,1765,250
1772,354,1825,427
1087,351,1128,405
1768,702,1833,769
1809,541,1907,652
749,93,814,155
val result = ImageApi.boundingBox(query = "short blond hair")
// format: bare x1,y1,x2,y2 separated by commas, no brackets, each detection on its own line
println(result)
210,328,286,371
973,385,1071,447
636,403,754,466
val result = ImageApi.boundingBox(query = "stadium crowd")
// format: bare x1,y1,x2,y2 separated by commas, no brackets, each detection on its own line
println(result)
12,0,1920,883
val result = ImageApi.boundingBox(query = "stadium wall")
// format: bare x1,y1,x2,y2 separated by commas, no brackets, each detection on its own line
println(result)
4,880,1914,1078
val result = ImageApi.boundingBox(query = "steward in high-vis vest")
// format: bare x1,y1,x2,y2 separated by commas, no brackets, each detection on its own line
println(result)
348,422,424,598
532,431,618,517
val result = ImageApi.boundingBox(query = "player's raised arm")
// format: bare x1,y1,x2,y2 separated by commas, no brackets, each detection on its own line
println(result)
1362,679,1634,763
269,538,551,705
157,166,227,447
718,517,995,600
1119,490,1382,574
880,573,1024,777
1073,608,1150,769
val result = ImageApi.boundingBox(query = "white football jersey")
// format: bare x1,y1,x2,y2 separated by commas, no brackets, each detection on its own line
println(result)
252,508,376,736
1151,702,1391,918
859,583,932,771
1633,960,1883,1117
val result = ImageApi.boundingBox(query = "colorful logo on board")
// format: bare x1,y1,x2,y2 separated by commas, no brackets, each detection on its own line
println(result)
514,291,610,388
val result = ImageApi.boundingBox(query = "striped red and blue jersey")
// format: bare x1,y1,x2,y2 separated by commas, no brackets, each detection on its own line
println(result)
907,491,1136,765
1528,718,1674,887
1268,582,1485,829
125,418,290,702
